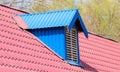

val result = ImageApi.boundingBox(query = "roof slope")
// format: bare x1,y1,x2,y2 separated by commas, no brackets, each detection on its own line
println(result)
0,4,120,72
79,32,120,72
14,9,88,38
15,9,77,29
14,9,82,29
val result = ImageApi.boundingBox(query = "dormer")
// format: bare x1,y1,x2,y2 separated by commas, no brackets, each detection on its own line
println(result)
14,9,88,66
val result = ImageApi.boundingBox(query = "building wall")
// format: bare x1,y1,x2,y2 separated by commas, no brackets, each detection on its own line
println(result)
29,27,66,59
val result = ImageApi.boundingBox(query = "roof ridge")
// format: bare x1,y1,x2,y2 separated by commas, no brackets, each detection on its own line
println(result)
89,32,120,43
16,8,78,16
0,4,29,14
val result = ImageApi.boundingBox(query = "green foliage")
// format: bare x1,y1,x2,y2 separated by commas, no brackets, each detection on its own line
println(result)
31,0,49,12
31,0,75,13
81,0,120,42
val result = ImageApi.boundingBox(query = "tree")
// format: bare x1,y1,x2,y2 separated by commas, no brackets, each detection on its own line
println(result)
0,0,32,12
31,0,50,12
81,0,120,42
31,0,75,13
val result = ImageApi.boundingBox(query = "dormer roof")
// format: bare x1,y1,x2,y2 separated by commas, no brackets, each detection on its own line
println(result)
14,9,88,38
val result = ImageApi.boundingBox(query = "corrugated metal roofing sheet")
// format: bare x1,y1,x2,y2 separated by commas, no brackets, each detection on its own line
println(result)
15,9,77,29
14,9,88,38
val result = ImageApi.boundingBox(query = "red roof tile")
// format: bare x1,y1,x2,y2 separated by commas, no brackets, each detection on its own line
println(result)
0,4,120,72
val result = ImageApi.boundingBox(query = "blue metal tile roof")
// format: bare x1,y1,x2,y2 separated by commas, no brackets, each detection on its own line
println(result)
14,9,88,38
17,9,77,28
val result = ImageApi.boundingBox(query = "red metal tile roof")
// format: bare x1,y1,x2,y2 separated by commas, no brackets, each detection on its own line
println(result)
0,4,120,72
79,33,120,72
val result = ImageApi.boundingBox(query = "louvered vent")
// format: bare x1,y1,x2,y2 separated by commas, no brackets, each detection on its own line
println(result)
66,27,78,62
